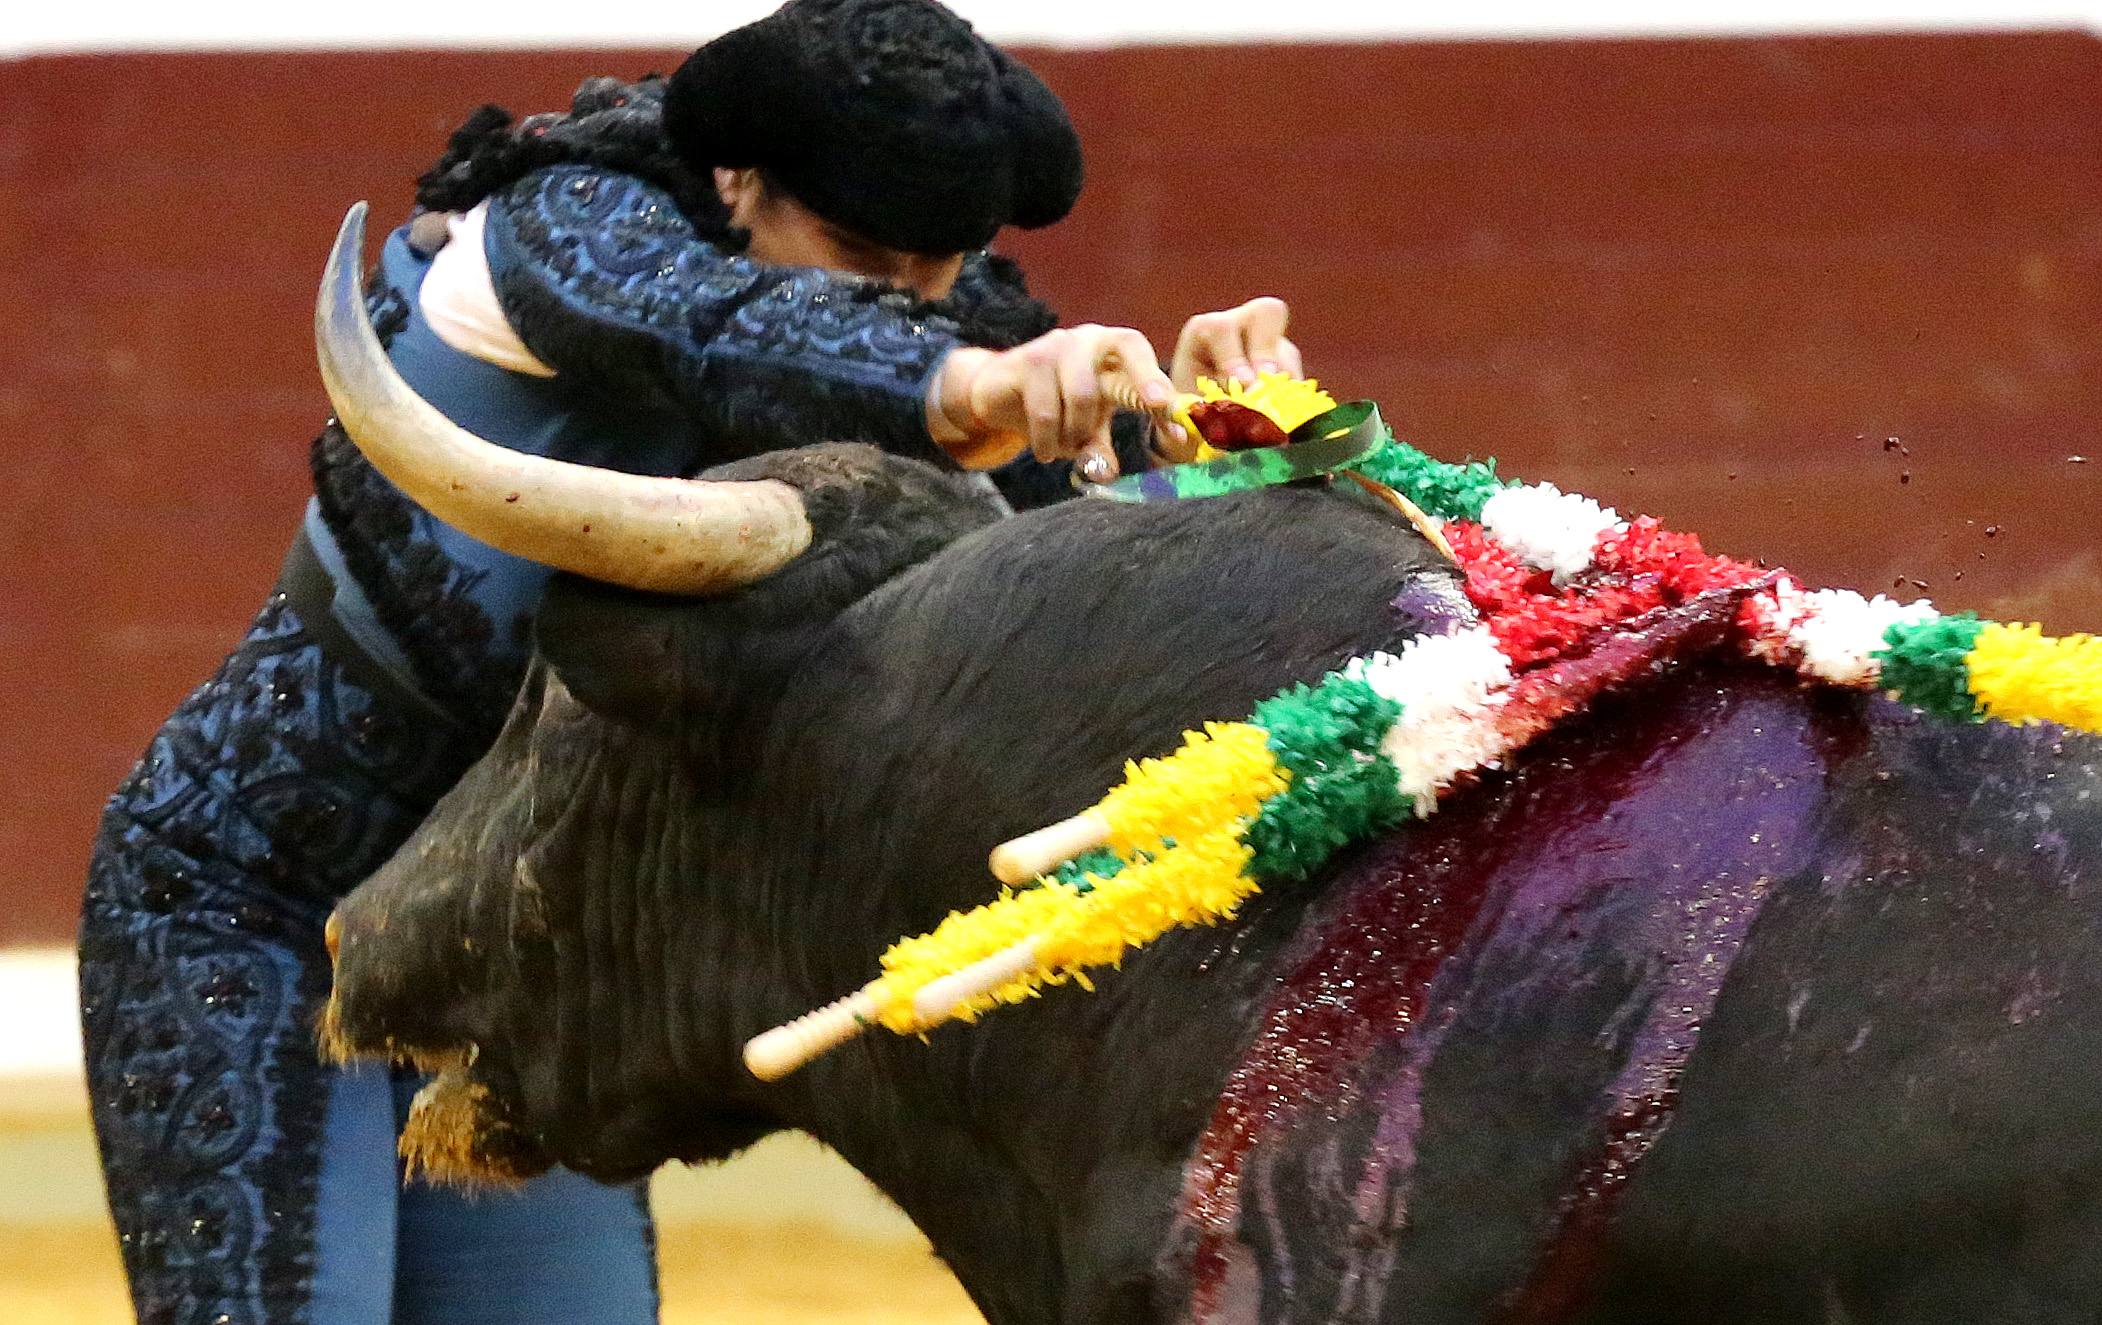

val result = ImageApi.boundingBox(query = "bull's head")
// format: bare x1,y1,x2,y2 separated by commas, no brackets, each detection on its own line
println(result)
316,207,1464,1308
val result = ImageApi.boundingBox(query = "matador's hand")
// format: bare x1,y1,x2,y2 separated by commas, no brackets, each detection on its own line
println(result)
926,326,1187,483
1170,297,1302,393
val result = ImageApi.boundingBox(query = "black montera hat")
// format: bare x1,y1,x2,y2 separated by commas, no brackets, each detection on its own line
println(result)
662,0,1084,255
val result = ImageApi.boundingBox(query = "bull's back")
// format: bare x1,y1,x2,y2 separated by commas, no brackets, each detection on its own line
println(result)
1170,665,2102,1324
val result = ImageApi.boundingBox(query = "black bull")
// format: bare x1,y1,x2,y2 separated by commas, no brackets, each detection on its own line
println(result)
325,445,2102,1324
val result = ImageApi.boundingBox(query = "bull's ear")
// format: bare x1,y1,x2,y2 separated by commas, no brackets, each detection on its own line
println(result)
534,578,689,731
534,574,821,788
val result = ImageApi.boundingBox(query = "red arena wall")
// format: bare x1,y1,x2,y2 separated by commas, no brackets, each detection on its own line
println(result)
4,32,2099,945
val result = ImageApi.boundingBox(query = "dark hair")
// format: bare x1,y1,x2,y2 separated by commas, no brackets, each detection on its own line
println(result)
416,77,732,240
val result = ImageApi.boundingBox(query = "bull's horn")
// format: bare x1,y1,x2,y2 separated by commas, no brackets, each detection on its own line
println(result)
315,203,812,595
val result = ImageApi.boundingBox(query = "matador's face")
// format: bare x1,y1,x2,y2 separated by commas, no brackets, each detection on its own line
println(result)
713,166,966,300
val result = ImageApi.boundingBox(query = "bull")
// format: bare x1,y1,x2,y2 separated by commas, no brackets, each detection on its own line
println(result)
315,213,2102,1324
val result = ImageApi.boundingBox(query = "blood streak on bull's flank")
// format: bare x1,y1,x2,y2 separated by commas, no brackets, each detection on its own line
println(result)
1170,656,1831,1319
1174,802,1502,1318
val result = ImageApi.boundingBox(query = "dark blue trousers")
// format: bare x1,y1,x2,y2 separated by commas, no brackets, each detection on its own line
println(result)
311,1069,657,1324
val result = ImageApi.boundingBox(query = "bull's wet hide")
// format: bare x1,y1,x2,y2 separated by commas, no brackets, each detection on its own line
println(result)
1166,668,2102,1324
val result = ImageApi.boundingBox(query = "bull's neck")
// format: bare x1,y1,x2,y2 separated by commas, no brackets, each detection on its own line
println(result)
698,498,1474,1320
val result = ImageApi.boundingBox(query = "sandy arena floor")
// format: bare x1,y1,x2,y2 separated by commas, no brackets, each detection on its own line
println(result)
2,1104,983,1325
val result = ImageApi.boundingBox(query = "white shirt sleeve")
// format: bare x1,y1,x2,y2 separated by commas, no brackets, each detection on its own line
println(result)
416,202,559,379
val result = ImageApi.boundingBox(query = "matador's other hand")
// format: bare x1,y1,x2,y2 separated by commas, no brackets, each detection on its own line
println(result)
926,326,1185,483
1170,296,1302,393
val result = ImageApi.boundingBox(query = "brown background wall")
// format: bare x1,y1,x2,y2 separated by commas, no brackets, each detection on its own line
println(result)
4,33,2098,946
